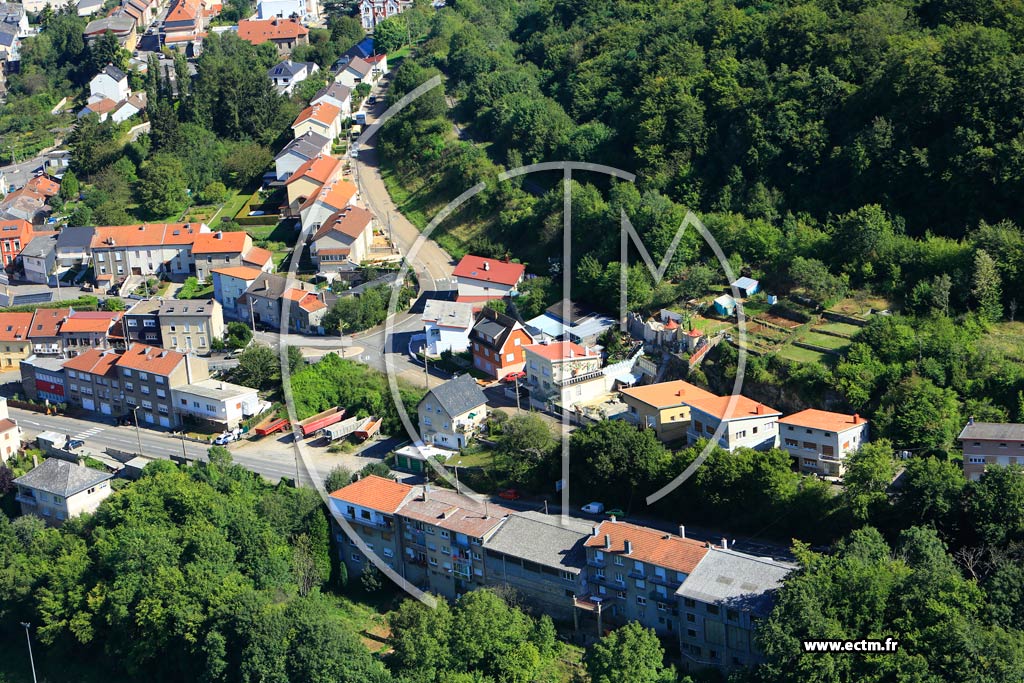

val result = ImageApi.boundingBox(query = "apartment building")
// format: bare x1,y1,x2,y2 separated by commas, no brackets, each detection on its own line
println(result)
14,457,113,525
685,395,781,452
676,547,791,671
171,378,260,429
123,299,162,346
90,223,210,278
575,519,709,637
0,311,32,369
778,409,869,477
192,231,253,282
958,418,1024,481
63,348,120,414
211,266,264,321
329,475,417,577
158,298,224,355
620,380,719,443
417,374,488,450
523,341,605,411
469,308,534,379
20,355,66,403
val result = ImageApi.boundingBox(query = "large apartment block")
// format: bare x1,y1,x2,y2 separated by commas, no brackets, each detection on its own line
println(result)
329,477,792,670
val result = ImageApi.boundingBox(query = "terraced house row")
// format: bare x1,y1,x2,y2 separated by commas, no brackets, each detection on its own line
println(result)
329,475,793,673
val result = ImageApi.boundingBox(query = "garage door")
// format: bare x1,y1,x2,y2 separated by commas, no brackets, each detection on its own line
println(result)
82,398,95,411
100,403,111,415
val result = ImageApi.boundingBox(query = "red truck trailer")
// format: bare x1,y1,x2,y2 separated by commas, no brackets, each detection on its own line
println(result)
254,417,289,437
354,416,382,441
297,407,345,438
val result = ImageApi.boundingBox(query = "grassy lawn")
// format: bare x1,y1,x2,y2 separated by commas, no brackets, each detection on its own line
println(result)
828,292,893,318
249,219,299,246
977,321,1024,363
815,321,863,337
689,315,732,334
450,447,493,469
800,331,851,350
777,345,832,364
217,187,252,225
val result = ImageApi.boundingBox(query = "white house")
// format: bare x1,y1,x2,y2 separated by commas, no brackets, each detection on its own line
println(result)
421,300,474,356
0,396,21,462
452,254,525,304
309,205,373,272
523,340,605,411
90,223,211,278
274,131,332,182
257,0,318,20
310,82,352,117
110,92,147,124
14,457,113,525
417,374,488,450
171,379,262,430
334,55,373,87
90,64,130,103
685,395,781,452
20,234,57,285
267,59,318,96
211,266,264,321
778,409,869,477
358,0,405,30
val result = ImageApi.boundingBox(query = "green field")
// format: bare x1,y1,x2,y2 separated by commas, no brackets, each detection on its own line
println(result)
815,321,863,337
800,331,852,350
778,345,832,364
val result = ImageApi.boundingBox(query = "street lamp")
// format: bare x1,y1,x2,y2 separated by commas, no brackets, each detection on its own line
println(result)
20,622,37,683
121,393,144,456
454,460,462,494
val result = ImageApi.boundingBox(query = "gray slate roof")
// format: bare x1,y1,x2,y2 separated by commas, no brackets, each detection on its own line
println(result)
244,272,290,300
101,64,127,82
469,308,523,351
346,56,372,77
422,299,474,330
313,81,351,104
675,548,793,617
158,298,216,316
277,131,330,162
485,511,589,573
15,457,112,497
958,421,1024,442
424,373,486,418
21,234,56,258
56,226,95,250
268,59,315,79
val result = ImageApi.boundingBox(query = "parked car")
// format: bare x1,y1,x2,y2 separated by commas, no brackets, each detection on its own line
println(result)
214,432,237,445
498,489,521,501
502,371,526,382
582,502,605,514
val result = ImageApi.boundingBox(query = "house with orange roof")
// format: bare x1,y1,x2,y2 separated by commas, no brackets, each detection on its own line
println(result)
620,380,720,443
237,17,308,55
685,394,781,452
24,175,60,199
299,179,357,234
284,154,342,215
211,265,264,320
161,0,203,52
453,254,525,303
291,101,342,140
576,518,710,636
779,409,869,477
0,312,33,369
0,187,49,224
192,230,253,282
242,246,274,272
238,271,315,330
282,288,327,334
0,218,34,266
310,205,373,272
523,340,605,410
58,311,124,356
90,222,210,278
62,348,122,413
27,307,71,356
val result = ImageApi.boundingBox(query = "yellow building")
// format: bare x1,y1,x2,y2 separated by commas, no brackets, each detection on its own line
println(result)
619,379,718,443
0,312,34,370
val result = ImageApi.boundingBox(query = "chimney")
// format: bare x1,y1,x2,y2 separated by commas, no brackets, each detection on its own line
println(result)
609,515,617,523
721,538,728,550
853,413,860,424
624,539,633,555
215,231,222,239
353,472,360,481
423,484,430,500
968,415,975,425
483,261,490,271
679,525,685,538
755,403,762,415
603,534,611,549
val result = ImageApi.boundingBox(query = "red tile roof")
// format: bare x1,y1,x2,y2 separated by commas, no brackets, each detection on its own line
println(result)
780,409,867,432
59,311,122,334
25,175,60,198
285,154,341,186
312,206,372,241
191,231,249,255
292,102,341,128
315,180,357,211
396,487,513,537
211,265,264,280
620,380,718,409
29,308,71,338
242,246,273,268
237,17,308,44
165,0,199,23
63,348,120,376
684,395,781,421
453,255,525,287
524,341,597,362
585,519,709,575
116,344,185,376
328,474,414,513
91,223,206,249
0,313,32,341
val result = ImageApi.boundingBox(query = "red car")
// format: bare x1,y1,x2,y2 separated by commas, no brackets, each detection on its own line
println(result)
498,489,521,501
502,371,526,383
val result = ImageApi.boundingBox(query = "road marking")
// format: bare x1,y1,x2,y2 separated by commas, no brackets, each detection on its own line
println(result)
73,427,105,440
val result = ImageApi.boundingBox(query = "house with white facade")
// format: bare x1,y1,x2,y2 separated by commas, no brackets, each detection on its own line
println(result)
358,0,406,30
14,457,113,525
291,101,342,140
171,378,261,430
417,374,488,450
685,395,781,452
257,0,318,21
89,64,130,102
309,205,373,272
267,59,318,95
274,131,332,182
90,223,210,278
778,409,869,477
211,266,264,321
452,254,525,305
310,81,352,117
421,300,474,356
334,55,373,87
523,340,605,411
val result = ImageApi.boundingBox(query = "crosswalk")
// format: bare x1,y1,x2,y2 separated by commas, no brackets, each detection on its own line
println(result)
72,427,105,441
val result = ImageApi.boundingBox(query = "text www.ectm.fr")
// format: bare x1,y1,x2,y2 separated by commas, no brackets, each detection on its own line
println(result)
802,639,900,653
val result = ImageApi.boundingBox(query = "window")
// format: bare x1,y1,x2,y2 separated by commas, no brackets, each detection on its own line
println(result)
736,430,746,438
727,609,739,621
687,628,697,638
684,597,696,608
785,438,799,447
351,553,362,562
139,372,148,380
752,426,758,434
560,570,574,581
614,556,623,566
127,319,138,327
429,557,438,566
686,613,695,622
636,596,647,606
707,604,720,615
123,369,132,377
615,573,624,584
505,353,514,362
440,530,450,539
968,456,986,464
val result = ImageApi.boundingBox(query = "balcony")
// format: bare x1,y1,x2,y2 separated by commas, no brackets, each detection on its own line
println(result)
587,558,606,568
343,512,393,530
15,492,36,506
555,368,604,387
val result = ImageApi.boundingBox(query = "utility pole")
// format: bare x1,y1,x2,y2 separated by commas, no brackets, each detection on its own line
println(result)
423,351,429,389
179,431,187,461
514,373,521,414
132,405,143,456
20,622,37,683
248,295,256,334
